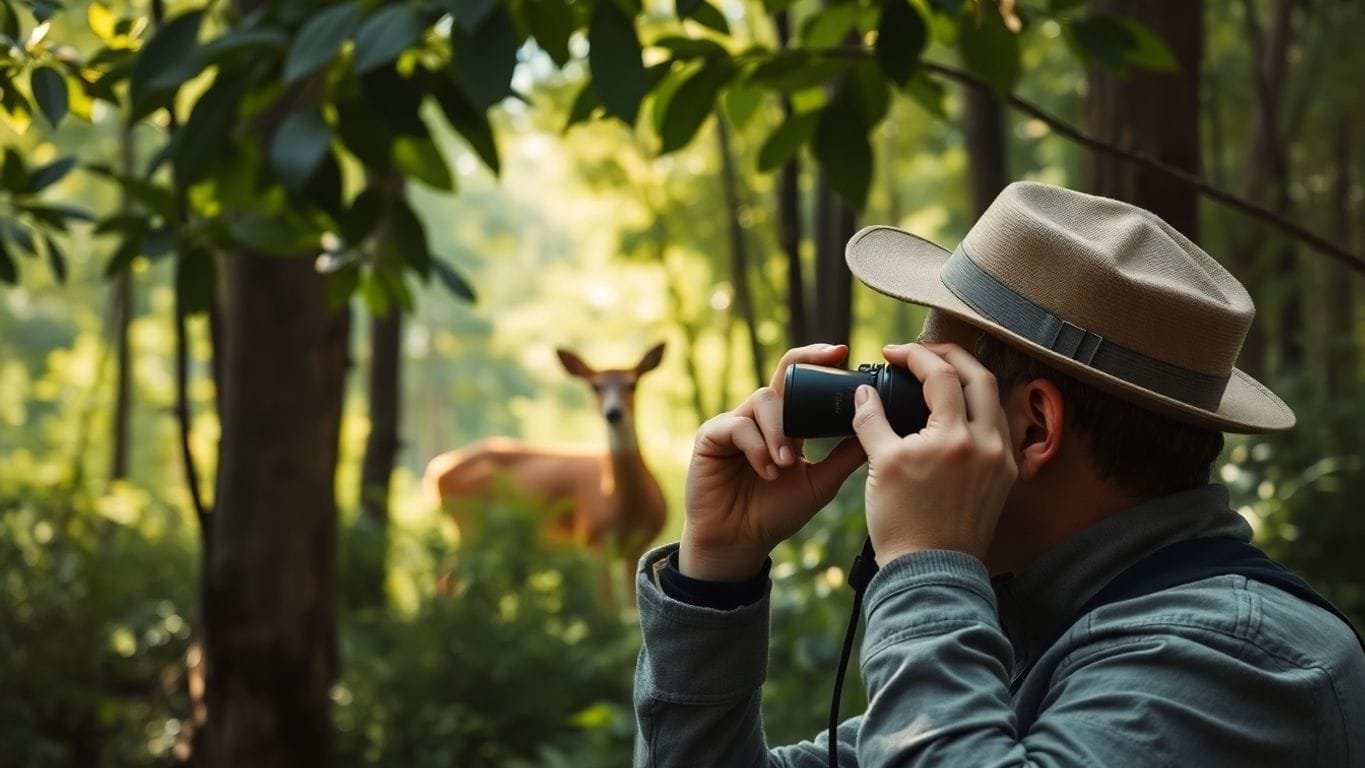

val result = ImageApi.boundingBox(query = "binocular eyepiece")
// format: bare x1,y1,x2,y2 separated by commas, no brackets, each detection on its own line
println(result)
782,363,929,439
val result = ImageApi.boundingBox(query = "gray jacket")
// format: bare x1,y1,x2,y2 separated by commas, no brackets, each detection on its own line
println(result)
633,485,1365,766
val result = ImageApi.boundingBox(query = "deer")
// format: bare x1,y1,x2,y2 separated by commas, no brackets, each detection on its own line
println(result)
423,342,668,606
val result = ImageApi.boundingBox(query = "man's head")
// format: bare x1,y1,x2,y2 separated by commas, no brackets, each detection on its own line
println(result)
852,182,1293,572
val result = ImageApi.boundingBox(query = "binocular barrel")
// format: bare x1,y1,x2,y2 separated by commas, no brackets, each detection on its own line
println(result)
782,363,929,439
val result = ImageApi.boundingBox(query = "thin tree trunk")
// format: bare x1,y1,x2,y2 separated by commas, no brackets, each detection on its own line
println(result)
1084,0,1202,240
357,306,401,607
204,252,349,768
775,11,808,348
110,126,135,483
964,85,1008,217
716,115,766,388
1327,116,1357,406
812,171,855,347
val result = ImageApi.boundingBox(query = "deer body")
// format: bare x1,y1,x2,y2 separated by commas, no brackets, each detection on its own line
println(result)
424,344,669,603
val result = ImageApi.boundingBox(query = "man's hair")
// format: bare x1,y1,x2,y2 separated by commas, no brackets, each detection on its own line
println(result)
973,333,1224,500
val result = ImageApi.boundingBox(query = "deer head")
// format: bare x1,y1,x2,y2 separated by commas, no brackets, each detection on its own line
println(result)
557,343,666,442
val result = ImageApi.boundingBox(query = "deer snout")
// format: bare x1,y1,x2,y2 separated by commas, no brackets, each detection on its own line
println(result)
604,406,624,423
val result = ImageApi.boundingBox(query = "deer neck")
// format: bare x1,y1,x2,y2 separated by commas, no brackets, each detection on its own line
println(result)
605,417,655,503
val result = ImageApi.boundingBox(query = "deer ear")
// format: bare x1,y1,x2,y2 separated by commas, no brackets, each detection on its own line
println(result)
635,342,666,375
557,348,595,379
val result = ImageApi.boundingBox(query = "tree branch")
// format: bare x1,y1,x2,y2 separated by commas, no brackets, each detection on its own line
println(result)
920,61,1365,276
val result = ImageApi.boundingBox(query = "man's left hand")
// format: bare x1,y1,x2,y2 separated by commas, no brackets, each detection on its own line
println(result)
851,342,1017,567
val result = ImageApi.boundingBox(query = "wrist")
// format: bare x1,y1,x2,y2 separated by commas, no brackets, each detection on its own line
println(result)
679,530,768,582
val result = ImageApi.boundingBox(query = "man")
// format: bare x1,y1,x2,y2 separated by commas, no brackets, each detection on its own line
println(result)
632,182,1365,766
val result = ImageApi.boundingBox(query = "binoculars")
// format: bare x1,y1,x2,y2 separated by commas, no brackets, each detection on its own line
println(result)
783,363,929,439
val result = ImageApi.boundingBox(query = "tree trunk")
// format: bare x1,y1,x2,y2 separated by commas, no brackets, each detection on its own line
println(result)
357,307,401,607
202,252,349,768
1084,0,1202,240
775,11,809,349
812,171,855,347
1327,116,1357,406
109,125,136,483
964,85,1008,217
716,115,766,388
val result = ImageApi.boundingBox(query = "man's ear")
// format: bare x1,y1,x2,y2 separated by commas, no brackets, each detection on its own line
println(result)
635,342,666,375
1006,378,1066,482
557,348,595,379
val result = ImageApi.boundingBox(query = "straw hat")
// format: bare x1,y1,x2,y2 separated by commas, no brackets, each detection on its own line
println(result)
845,181,1294,433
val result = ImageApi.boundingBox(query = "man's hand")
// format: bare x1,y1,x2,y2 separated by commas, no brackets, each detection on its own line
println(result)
851,342,1017,567
681,344,868,582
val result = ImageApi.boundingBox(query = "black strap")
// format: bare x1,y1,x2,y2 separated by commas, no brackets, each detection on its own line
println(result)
1017,537,1364,693
939,246,1232,411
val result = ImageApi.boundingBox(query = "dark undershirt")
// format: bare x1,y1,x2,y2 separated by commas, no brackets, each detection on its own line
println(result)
659,550,769,610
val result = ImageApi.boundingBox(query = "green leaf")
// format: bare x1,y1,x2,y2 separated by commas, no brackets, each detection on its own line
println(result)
19,202,93,230
340,187,383,246
386,196,431,278
129,10,204,118
848,60,889,127
812,106,871,211
0,240,14,284
228,212,320,255
722,79,762,130
565,81,602,131
327,263,361,309
142,226,177,258
749,49,849,92
353,4,425,75
1119,18,1179,73
428,73,500,174
28,155,76,193
689,2,728,35
525,0,572,67
270,107,332,192
443,0,498,30
958,5,1020,97
588,2,646,125
284,1,363,83
31,67,68,126
801,3,863,49
659,58,733,154
336,93,397,169
434,258,477,302
104,235,142,277
198,26,289,66
904,69,945,118
1065,15,1133,72
676,0,703,20
1,147,29,192
172,76,248,189
756,112,816,172
176,249,217,316
454,6,519,109
3,221,36,256
300,149,344,222
43,234,65,283
652,36,728,60
392,135,454,191
84,163,176,219
875,0,925,86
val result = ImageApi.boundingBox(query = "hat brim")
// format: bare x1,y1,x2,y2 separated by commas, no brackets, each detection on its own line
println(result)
846,226,1295,434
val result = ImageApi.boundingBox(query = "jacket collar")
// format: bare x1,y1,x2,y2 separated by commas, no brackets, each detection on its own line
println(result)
992,484,1253,673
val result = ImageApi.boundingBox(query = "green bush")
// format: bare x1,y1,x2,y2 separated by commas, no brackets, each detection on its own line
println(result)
0,473,196,767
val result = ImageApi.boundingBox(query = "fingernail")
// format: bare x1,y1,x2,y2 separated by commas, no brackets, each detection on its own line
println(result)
854,385,870,406
778,445,793,465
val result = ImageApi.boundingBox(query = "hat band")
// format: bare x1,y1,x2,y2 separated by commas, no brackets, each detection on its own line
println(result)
940,246,1230,411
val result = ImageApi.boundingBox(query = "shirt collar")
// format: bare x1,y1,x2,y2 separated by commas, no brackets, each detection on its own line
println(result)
992,484,1253,670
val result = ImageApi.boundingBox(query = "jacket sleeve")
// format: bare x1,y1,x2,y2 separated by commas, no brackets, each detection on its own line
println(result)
854,549,1334,767
633,544,861,768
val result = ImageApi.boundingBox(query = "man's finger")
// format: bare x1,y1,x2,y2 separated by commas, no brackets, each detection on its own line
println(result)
806,437,867,504
924,343,1006,431
851,385,901,456
746,386,796,467
696,414,779,480
886,343,966,427
770,343,848,394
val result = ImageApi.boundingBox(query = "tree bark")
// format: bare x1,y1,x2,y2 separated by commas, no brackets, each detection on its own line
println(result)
1084,0,1202,241
357,306,401,607
964,85,1008,217
812,171,855,347
716,115,766,388
775,11,809,348
1327,116,1358,406
109,125,136,484
202,252,349,768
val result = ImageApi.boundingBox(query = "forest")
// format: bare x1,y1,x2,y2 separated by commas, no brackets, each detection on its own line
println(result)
0,0,1362,765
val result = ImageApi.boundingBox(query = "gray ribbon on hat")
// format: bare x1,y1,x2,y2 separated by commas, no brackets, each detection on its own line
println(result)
939,246,1230,411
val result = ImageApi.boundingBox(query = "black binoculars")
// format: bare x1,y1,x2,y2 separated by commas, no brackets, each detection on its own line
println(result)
782,363,929,439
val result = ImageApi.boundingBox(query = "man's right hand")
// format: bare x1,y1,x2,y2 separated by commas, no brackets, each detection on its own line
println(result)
679,344,869,582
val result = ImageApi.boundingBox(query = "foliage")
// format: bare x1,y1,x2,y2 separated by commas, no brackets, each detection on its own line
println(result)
0,471,195,767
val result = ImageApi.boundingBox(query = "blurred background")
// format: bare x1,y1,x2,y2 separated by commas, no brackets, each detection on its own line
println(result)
1,0,1362,765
